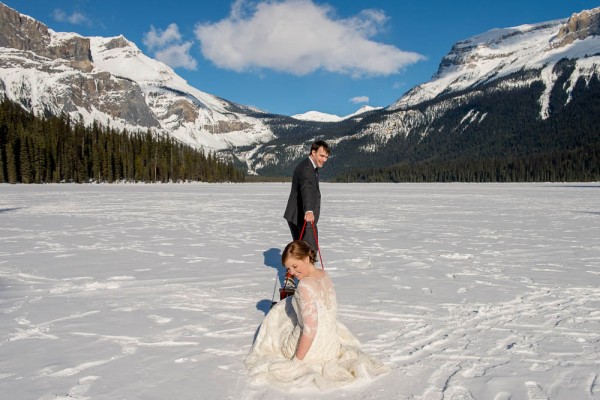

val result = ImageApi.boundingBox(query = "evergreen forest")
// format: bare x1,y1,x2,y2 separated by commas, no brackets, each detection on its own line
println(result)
334,144,600,183
0,99,245,184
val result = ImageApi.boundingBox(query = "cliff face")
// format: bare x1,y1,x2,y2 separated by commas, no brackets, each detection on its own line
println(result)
0,3,93,71
0,2,50,52
554,8,600,47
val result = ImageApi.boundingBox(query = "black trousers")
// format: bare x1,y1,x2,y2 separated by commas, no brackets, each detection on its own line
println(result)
288,220,318,254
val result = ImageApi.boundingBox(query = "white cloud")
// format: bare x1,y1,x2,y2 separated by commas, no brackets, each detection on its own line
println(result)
155,42,198,70
195,0,425,77
143,24,197,70
52,9,90,25
143,24,182,50
346,9,389,37
350,96,369,104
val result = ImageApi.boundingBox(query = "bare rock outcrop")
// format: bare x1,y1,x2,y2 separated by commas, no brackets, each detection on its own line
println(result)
554,8,600,47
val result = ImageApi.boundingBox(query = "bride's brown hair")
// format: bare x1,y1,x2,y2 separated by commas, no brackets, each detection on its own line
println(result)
282,240,317,265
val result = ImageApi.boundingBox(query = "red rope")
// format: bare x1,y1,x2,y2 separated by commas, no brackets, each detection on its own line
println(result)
299,220,324,269
299,220,307,241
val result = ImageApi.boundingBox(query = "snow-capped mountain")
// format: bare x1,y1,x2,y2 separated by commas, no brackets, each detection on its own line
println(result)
246,7,600,177
343,8,600,153
390,8,600,117
291,110,344,122
291,105,383,122
0,2,273,156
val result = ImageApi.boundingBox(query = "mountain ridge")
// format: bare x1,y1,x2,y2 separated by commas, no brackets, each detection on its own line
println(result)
1,2,599,180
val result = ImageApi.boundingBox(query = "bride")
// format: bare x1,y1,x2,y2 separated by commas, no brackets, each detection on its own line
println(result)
245,240,389,390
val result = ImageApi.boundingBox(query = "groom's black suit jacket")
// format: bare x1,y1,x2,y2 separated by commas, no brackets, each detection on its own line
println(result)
283,157,320,228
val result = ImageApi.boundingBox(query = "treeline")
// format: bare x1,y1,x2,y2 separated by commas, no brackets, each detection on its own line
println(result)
334,143,600,182
0,99,245,183
244,175,291,183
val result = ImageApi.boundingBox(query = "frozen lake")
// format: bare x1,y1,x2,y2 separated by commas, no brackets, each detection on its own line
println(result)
1,183,599,399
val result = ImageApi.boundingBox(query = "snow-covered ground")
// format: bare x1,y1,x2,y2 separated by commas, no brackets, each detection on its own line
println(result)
1,183,599,400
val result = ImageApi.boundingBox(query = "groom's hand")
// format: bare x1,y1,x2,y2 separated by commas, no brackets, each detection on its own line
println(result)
304,211,315,223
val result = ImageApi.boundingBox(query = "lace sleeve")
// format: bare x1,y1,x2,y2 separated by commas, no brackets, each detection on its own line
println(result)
296,279,319,339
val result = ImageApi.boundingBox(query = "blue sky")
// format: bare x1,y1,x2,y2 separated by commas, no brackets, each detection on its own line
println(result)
3,0,599,116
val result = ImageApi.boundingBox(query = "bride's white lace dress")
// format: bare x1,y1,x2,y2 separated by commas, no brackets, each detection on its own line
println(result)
245,272,389,389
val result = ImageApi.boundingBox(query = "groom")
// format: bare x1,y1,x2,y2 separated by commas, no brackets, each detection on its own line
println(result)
283,140,330,254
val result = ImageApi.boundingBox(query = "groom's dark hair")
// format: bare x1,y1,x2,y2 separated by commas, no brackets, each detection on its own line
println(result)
310,140,330,155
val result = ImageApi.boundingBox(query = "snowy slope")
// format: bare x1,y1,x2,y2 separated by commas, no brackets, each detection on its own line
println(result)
88,35,275,150
390,8,600,118
89,35,227,112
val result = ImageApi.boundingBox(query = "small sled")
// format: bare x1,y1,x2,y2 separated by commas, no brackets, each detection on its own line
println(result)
271,271,295,308
279,272,296,300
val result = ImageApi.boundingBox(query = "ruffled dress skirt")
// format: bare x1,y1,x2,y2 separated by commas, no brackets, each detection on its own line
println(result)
245,297,389,390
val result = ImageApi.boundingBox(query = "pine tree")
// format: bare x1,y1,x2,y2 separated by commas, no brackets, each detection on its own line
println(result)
6,137,18,184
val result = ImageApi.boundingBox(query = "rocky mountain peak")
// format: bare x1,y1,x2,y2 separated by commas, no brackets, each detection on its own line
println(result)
554,7,600,47
103,35,133,50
